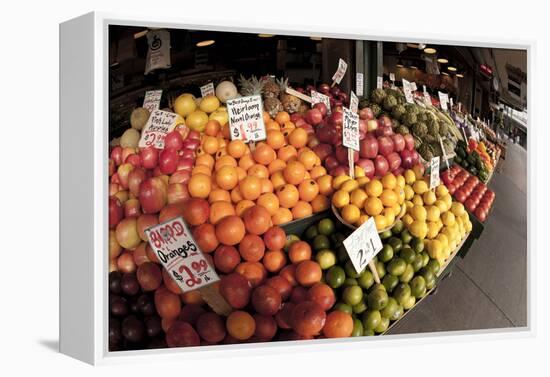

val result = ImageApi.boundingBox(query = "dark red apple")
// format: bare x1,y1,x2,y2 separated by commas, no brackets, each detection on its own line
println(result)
312,144,333,161
386,152,402,171
305,109,323,126
391,134,405,152
140,147,159,170
325,155,339,171
330,165,348,177
313,102,328,117
290,113,303,123
159,148,179,175
109,196,124,229
374,155,389,177
164,131,184,151
128,167,147,197
360,134,378,159
377,136,394,157
318,83,330,94
139,177,168,214
403,134,415,151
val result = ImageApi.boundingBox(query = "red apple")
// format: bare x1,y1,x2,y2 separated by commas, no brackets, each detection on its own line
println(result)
375,126,393,137
359,134,378,159
316,124,336,144
121,147,136,163
327,111,343,128
359,119,368,134
128,167,147,197
139,177,167,214
307,134,320,148
124,198,142,218
176,157,194,172
159,203,185,223
356,159,375,178
330,165,349,177
367,119,378,132
294,118,307,128
377,136,394,157
109,159,115,176
318,83,330,94
182,139,200,151
111,146,123,166
325,155,339,171
313,103,328,117
136,214,159,241
167,183,189,205
187,130,201,141
109,183,120,196
290,113,303,123
179,149,194,160
109,196,124,229
403,134,415,151
379,115,392,128
159,148,179,175
386,152,402,171
117,163,134,190
305,109,323,126
174,123,190,141
169,170,191,185
311,144,333,161
374,155,389,177
359,107,374,120
164,131,184,151
300,123,314,135
391,134,405,152
125,153,141,168
140,147,159,170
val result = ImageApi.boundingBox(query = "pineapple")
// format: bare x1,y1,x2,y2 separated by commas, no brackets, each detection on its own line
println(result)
262,77,280,98
264,97,283,118
277,77,302,114
238,75,264,97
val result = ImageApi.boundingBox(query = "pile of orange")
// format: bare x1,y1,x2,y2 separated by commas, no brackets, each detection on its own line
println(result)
187,112,331,226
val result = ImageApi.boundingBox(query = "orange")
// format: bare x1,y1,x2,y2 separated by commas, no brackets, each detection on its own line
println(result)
265,119,280,131
268,159,287,174
323,311,353,338
309,166,327,180
202,135,219,155
204,120,221,136
350,188,368,208
217,138,227,149
230,186,244,203
192,165,212,176
209,201,236,224
215,215,246,246
270,170,286,190
266,130,286,150
277,145,298,162
257,193,280,216
281,121,295,132
248,164,269,179
235,261,266,287
381,173,397,190
195,154,215,170
303,171,311,180
226,310,256,340
215,147,227,160
236,166,247,181
317,175,334,196
298,179,319,202
288,128,308,149
221,123,231,139
235,199,255,217
283,161,306,185
215,165,239,190
380,189,398,207
260,178,273,194
341,204,361,224
364,197,384,216
227,139,247,159
272,207,293,225
208,189,231,203
188,173,211,199
262,111,271,125
276,184,300,209
215,155,237,171
238,153,255,171
292,201,313,219
331,190,350,209
366,180,384,197
311,194,330,213
298,150,318,171
239,176,262,200
374,214,387,230
263,250,287,273
195,146,205,156
275,111,290,125
181,290,205,305
252,143,276,165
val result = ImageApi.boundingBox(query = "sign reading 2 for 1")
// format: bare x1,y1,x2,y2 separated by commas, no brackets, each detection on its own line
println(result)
145,217,219,292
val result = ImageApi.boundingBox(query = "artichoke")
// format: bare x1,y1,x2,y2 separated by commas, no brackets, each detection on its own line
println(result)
403,112,418,127
371,103,382,117
427,121,440,137
371,88,386,105
396,125,410,135
392,104,407,120
411,122,428,137
418,144,434,161
438,121,449,136
383,95,398,111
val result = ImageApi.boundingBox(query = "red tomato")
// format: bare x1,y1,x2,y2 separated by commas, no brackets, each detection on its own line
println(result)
447,182,457,194
474,207,487,222
465,198,477,213
455,189,467,203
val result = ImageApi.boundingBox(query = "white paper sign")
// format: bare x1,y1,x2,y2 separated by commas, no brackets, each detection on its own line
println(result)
200,83,215,97
332,59,348,84
389,73,395,82
410,82,417,91
356,73,364,96
139,109,178,149
450,97,454,109
458,102,462,112
423,89,431,105
430,156,440,189
438,92,449,111
145,217,219,293
227,95,266,142
350,91,359,114
311,90,331,114
143,90,162,113
402,78,414,104
377,76,383,89
343,107,360,151
343,217,383,274
438,136,450,170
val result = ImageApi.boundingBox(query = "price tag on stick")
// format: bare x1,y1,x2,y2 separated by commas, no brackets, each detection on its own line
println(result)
343,217,383,283
349,91,359,114
430,156,440,189
143,90,162,113
311,91,331,114
438,136,450,171
356,73,364,96
343,107,360,177
377,76,383,89
331,58,348,85
139,109,178,149
402,78,413,104
200,82,215,97
227,95,266,142
438,91,448,111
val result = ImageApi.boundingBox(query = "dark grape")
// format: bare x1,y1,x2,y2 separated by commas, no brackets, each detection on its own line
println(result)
110,295,128,317
121,273,140,296
109,317,122,345
109,271,122,294
128,298,140,314
121,315,145,343
137,294,155,316
145,316,162,338
147,336,167,349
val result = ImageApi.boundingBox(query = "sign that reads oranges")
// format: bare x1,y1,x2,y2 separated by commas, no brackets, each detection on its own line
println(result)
145,216,219,293
343,217,383,274
143,89,162,113
342,107,360,151
200,82,215,97
138,109,178,149
227,95,266,142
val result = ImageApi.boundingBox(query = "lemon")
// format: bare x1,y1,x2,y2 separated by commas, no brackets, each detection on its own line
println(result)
404,185,415,200
412,194,424,206
381,173,397,190
409,220,428,239
427,239,444,259
451,202,466,217
422,190,437,205
396,175,406,189
405,200,414,210
402,214,414,226
209,109,229,125
434,199,447,213
436,185,449,198
357,214,370,227
426,205,441,222
356,176,370,188
394,187,405,205
391,203,402,217
332,190,350,208
186,110,209,132
332,175,351,190
341,204,361,224
404,169,416,184
443,244,451,259
366,180,384,197
412,164,425,180
410,205,427,222
374,214,388,230
399,203,408,218
174,93,197,117
383,208,396,226
350,188,368,208
199,95,221,113
465,220,472,233
437,234,449,247
364,197,384,216
441,212,456,227
427,222,440,239
413,180,429,195
341,179,359,193
442,194,453,209
380,189,398,207
354,165,366,178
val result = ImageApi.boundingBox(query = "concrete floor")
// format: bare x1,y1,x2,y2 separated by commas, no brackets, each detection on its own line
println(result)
389,142,527,335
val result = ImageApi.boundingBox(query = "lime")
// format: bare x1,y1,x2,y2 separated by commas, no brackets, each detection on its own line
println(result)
344,260,360,278
410,276,427,298
412,254,424,272
390,303,404,321
387,258,406,276
388,237,403,252
325,266,346,288
317,218,335,235
362,309,382,330
343,285,363,306
353,300,368,314
382,274,399,293
400,247,416,264
374,316,390,333
379,244,394,263
337,246,350,263
344,277,358,286
400,229,413,245
393,283,411,305
363,328,375,336
285,234,300,251
411,238,424,253
419,268,436,289
426,259,441,274
304,225,319,240
421,251,430,267
334,302,353,314
367,288,389,310
370,283,387,293
315,249,336,269
402,295,416,310
331,232,346,248
380,297,399,319
313,234,331,251
379,229,392,240
351,318,364,337
375,261,386,279
399,264,414,283
391,219,404,234
357,270,375,290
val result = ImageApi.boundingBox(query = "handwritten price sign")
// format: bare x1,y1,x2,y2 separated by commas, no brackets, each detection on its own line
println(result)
227,95,266,142
200,83,215,97
138,110,178,149
430,156,440,189
143,90,162,113
311,91,331,114
438,91,449,111
343,217,383,274
402,78,414,104
332,58,348,84
145,217,219,293
343,107,360,151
